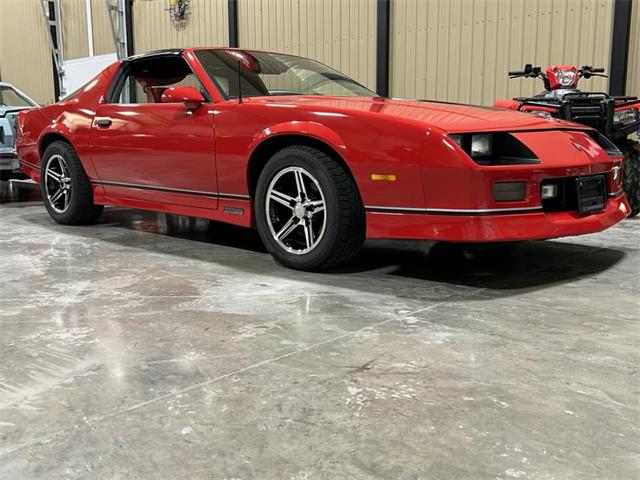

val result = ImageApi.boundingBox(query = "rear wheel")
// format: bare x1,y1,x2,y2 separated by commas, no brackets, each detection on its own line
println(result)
255,145,365,271
617,138,640,217
41,141,103,225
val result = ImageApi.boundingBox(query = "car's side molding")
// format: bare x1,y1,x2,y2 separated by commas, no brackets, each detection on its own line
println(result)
90,179,251,200
365,205,543,216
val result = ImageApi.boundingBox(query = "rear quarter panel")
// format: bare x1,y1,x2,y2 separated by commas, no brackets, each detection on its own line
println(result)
16,62,120,182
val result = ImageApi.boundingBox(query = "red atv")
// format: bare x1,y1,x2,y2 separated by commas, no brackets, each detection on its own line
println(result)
495,64,640,217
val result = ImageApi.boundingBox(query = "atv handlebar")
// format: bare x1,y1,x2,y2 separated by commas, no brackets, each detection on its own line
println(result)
508,65,608,83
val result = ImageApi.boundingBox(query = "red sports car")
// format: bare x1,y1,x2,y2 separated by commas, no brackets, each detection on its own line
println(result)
16,48,630,270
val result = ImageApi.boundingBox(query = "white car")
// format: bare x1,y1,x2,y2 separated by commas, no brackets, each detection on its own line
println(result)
0,82,38,181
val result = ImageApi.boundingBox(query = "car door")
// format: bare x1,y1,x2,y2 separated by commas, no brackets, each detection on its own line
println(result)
89,54,218,209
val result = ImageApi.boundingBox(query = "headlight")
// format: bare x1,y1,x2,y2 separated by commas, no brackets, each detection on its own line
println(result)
613,108,638,125
556,70,576,87
529,110,555,120
470,134,493,157
447,133,540,165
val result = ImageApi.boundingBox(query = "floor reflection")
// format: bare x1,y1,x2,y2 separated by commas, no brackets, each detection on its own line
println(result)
3,178,625,293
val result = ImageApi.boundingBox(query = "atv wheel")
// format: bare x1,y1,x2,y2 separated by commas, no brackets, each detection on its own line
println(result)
255,145,365,271
617,138,640,217
41,141,104,225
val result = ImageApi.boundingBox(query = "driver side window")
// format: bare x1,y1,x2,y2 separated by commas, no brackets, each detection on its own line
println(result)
112,55,206,104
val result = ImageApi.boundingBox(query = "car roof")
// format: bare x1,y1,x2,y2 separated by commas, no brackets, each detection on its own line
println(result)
123,48,184,63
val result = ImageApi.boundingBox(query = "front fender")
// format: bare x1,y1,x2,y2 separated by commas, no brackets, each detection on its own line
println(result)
248,121,349,161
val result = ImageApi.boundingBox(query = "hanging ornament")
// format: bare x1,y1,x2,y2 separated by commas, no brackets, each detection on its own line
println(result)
166,0,189,22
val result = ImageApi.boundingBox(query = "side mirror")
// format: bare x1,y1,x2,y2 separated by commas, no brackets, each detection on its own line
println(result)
161,86,205,110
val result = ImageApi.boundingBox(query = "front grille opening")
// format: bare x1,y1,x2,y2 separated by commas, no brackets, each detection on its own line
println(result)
541,175,608,213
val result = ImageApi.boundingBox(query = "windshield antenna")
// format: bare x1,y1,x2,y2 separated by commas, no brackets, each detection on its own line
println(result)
237,60,243,103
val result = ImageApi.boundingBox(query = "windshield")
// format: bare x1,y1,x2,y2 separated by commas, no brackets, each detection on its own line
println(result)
0,86,36,107
194,49,376,99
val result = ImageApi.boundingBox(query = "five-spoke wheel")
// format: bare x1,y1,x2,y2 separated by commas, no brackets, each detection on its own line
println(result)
255,145,365,271
266,166,327,254
41,141,103,225
44,154,72,213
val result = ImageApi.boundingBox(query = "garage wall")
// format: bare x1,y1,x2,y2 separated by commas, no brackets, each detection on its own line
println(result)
133,0,229,53
629,0,640,96
390,0,614,105
61,0,90,60
0,0,55,104
60,0,117,59
238,0,377,90
92,0,118,56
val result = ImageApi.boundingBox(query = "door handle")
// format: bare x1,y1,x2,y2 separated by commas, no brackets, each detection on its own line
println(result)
94,118,112,128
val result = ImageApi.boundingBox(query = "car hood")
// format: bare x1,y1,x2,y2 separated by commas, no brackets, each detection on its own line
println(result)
248,96,587,133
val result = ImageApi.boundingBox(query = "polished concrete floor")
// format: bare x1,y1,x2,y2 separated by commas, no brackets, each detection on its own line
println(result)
0,180,638,479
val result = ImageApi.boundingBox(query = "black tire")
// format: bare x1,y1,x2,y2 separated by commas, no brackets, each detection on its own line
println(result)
618,138,640,218
41,141,103,225
254,145,365,271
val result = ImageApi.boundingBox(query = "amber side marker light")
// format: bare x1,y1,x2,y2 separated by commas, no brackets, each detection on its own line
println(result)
371,173,397,181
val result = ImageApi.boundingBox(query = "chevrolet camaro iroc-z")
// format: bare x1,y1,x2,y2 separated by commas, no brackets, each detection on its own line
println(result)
16,48,630,270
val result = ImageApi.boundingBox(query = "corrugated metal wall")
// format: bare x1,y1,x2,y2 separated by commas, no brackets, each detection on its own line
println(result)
133,0,229,53
91,0,117,56
390,0,614,105
61,0,90,60
629,0,640,96
0,0,637,107
238,0,377,90
61,1,116,59
0,0,55,104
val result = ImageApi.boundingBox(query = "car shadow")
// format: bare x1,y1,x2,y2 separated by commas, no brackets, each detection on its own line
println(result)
90,207,626,296
10,180,625,300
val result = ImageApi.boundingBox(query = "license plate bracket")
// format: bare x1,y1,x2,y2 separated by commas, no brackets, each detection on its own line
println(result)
576,174,606,214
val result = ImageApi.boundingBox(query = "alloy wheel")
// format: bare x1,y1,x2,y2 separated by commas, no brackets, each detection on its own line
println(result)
265,166,327,254
44,154,72,213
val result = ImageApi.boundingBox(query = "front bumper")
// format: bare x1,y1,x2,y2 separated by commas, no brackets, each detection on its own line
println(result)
365,195,630,242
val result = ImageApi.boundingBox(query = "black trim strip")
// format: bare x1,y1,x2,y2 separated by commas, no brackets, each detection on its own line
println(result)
366,206,543,216
610,0,633,96
124,0,135,57
91,180,250,200
376,0,391,97
228,0,239,48
20,159,40,170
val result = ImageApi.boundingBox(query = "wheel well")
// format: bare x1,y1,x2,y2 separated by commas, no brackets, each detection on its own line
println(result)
247,135,355,198
39,133,72,158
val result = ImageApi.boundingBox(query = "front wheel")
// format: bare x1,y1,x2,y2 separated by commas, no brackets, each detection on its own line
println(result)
618,138,640,217
255,145,365,271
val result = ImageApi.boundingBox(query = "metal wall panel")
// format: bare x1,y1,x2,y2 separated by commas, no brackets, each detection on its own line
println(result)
91,0,118,56
238,0,377,90
628,0,640,96
390,0,614,105
61,0,89,60
0,0,55,104
133,0,229,53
